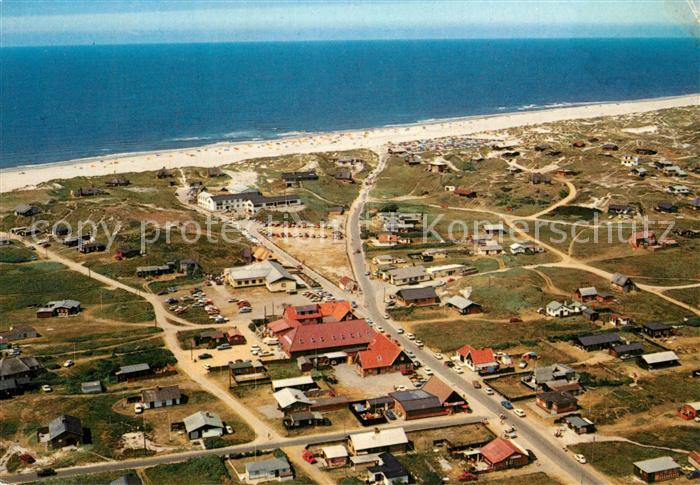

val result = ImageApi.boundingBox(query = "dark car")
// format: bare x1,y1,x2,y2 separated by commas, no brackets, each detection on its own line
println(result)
527,449,537,461
500,400,514,410
385,410,397,420
37,468,56,477
198,353,213,360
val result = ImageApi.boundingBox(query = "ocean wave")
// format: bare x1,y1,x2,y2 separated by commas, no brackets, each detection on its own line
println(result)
170,136,213,142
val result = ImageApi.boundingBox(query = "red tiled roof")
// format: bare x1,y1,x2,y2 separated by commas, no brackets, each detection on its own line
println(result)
421,376,460,404
357,333,403,370
629,230,656,240
457,345,496,365
268,318,300,334
480,438,522,464
283,301,354,323
279,320,376,353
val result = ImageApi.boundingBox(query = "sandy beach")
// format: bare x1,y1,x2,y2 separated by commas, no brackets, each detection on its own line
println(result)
1,93,697,194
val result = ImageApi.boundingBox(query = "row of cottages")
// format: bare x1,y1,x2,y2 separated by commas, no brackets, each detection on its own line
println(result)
136,262,175,278
36,300,81,318
229,359,268,386
0,325,39,344
224,260,298,293
281,171,318,187
608,203,636,216
356,333,414,377
195,328,246,348
197,188,302,215
628,230,678,249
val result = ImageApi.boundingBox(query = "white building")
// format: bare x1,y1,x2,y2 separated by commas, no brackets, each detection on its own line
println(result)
197,189,302,215
224,261,298,292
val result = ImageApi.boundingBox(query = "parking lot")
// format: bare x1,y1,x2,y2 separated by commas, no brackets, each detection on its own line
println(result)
333,364,414,399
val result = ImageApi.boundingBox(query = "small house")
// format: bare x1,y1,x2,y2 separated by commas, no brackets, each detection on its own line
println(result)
244,457,293,482
356,333,413,377
629,231,657,248
445,295,483,315
421,376,468,414
271,375,317,392
283,411,328,429
14,204,40,217
576,333,622,351
479,438,529,471
367,452,410,484
611,273,636,292
639,351,680,370
477,240,503,255
546,301,571,318
156,168,173,179
105,176,130,187
389,389,447,420
115,246,140,259
36,300,81,318
641,322,672,338
335,169,354,183
46,415,85,449
73,187,106,197
141,385,182,409
574,287,598,302
655,202,678,213
610,343,645,360
564,415,595,434
633,457,681,483
339,276,358,292
678,402,700,421
322,445,349,468
183,411,224,440
456,345,498,374
80,380,103,394
226,328,246,345
115,363,152,382
348,428,409,455
0,325,38,343
608,204,634,215
273,388,315,411
78,241,106,254
427,159,449,173
395,286,439,307
535,391,578,415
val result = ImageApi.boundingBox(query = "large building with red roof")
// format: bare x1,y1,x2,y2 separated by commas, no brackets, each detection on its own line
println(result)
356,333,413,377
282,301,356,325
479,438,529,471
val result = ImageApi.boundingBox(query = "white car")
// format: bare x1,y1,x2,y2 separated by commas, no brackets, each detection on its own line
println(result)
41,384,53,392
514,408,526,417
396,328,405,334
63,360,75,368
383,313,390,319
574,454,587,464
424,367,434,376
485,387,494,395
407,333,416,340
134,403,144,414
433,352,443,360
415,340,424,348
203,364,211,371
453,366,464,374
406,350,416,358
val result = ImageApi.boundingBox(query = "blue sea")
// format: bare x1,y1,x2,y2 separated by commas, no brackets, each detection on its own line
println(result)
1,39,698,168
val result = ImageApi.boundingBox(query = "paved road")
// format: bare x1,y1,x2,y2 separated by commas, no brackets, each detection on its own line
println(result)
344,153,607,485
3,415,483,483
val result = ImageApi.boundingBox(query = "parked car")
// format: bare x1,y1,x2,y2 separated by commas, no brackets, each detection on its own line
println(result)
385,410,397,420
216,343,232,350
239,307,252,313
41,384,53,392
458,471,478,482
302,450,316,464
485,387,494,395
406,333,416,340
433,352,443,360
63,360,75,368
424,367,433,376
453,366,464,374
396,328,405,334
472,380,482,389
501,400,514,410
134,403,144,414
203,364,211,371
198,353,213,360
574,454,587,464
37,468,56,477
514,408,526,417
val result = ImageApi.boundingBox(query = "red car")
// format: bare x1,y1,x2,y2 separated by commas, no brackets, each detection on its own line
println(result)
301,450,316,464
459,471,478,482
237,300,251,308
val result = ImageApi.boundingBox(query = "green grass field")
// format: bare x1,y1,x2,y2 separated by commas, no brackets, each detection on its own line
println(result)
569,441,687,478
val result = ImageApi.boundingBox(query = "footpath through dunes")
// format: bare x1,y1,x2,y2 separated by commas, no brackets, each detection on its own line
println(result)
2,94,698,194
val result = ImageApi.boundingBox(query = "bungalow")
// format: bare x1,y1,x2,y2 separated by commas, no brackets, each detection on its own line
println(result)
395,286,439,307
581,307,600,321
229,360,267,384
73,187,106,197
445,295,483,315
244,457,293,483
273,387,315,412
608,203,635,215
224,261,297,293
183,411,225,440
115,363,152,382
662,166,688,177
521,363,579,391
206,167,224,178
179,259,199,274
639,351,680,370
483,223,505,235
105,176,130,187
195,330,227,347
36,300,81,318
576,333,622,351
602,143,619,151
509,242,544,255
621,155,640,167
421,377,468,414
426,264,470,279
272,375,317,392
479,438,529,471
335,169,354,182
546,301,572,318
678,402,700,421
141,385,182,409
665,184,690,195
633,457,682,483
357,333,413,377
564,416,596,434
45,415,85,449
226,328,246,345
476,240,503,255
530,173,552,185
427,159,449,173
454,187,477,198
611,273,637,292
456,345,499,374
348,428,409,455
655,202,678,213
135,263,175,278
629,230,657,248
610,343,645,360
0,356,43,397
367,453,411,484
535,391,578,415
630,167,648,178
574,287,598,302
389,389,447,420
283,411,328,429
386,267,430,286
641,322,673,338
322,445,349,468
14,204,40,217
78,241,106,254
0,325,38,343
156,168,173,179
281,171,318,187
115,246,140,259
80,381,103,394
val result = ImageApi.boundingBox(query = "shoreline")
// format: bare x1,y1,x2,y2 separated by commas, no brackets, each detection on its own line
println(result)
1,93,698,194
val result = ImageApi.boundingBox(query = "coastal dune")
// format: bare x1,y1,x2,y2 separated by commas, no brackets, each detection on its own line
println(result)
1,93,697,194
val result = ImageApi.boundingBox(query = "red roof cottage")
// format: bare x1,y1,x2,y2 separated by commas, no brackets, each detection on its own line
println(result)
479,438,529,471
356,333,413,377
421,377,469,414
456,345,499,374
629,230,657,248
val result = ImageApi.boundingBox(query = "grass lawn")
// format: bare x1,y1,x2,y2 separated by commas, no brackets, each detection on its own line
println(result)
396,452,444,484
482,472,563,484
0,243,38,263
145,455,230,484
665,287,700,308
40,470,138,484
623,425,700,452
569,441,688,478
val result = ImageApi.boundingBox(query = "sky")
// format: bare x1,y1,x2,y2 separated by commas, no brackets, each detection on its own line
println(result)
1,0,698,47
